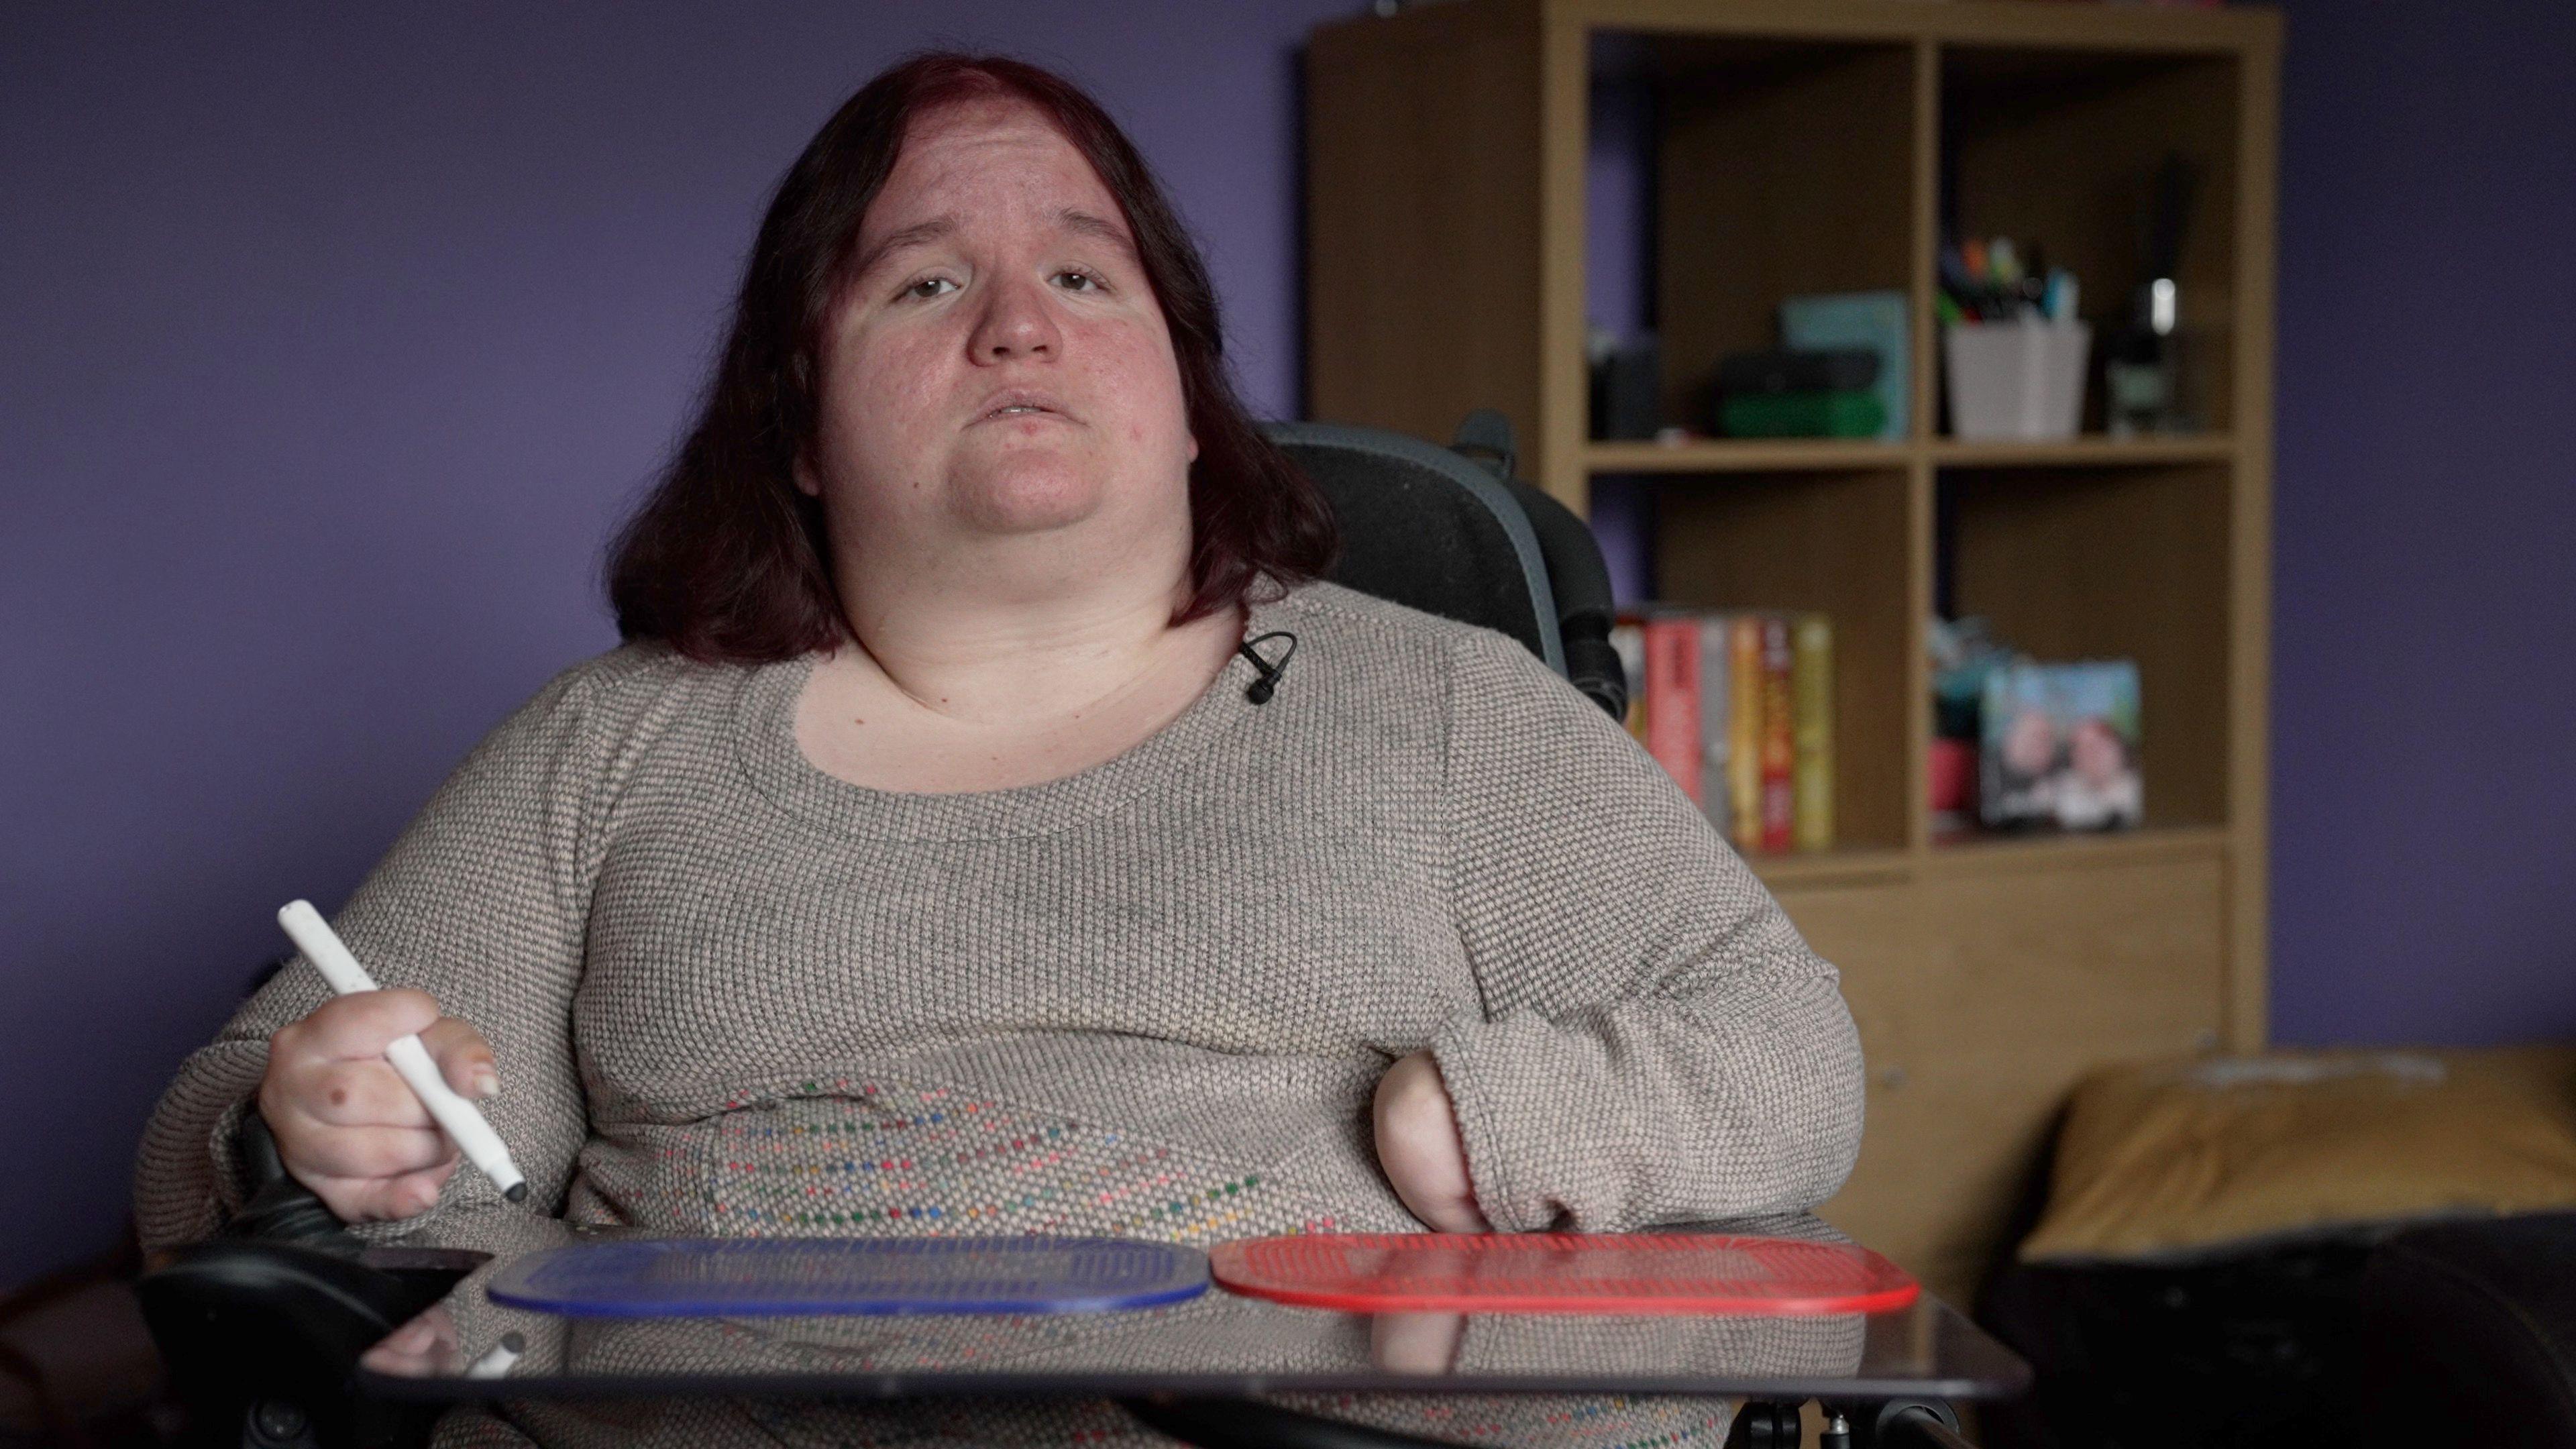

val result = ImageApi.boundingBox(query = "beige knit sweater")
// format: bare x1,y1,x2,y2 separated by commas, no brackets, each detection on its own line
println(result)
134,580,1863,1442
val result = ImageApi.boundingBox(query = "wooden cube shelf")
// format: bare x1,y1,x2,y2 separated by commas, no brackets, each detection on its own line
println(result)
1307,0,2281,1303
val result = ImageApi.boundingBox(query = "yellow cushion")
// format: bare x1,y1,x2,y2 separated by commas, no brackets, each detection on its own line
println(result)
2019,1046,2576,1263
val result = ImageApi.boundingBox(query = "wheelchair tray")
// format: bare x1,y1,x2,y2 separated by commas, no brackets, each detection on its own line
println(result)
484,1236,1209,1318
357,1216,2030,1406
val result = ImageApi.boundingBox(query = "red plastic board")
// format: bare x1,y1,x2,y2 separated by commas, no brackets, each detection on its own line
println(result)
1209,1234,1919,1316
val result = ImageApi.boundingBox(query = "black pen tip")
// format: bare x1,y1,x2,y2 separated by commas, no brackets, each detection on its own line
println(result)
500,1332,527,1353
504,1182,529,1203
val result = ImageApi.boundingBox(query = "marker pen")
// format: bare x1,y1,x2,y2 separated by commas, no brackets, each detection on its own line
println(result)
276,900,529,1203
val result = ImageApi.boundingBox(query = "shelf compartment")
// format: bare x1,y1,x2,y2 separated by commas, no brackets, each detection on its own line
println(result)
1939,461,2232,830
1939,44,2243,434
1653,466,1915,853
1597,32,1918,435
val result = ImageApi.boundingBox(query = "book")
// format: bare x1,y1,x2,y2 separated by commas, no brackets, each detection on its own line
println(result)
1780,290,1911,441
1717,347,1882,395
1792,614,1835,852
1717,390,1888,439
1640,614,1703,805
1759,615,1796,853
1615,608,1831,857
1728,616,1764,849
1697,614,1733,833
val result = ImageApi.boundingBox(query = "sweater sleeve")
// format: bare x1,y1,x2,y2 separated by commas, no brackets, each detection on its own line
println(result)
131,656,633,1251
1427,629,1864,1232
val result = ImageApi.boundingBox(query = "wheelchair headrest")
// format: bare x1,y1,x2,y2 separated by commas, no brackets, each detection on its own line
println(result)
1263,421,1562,675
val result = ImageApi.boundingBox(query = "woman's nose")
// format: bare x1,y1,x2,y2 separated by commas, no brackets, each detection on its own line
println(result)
969,275,1061,364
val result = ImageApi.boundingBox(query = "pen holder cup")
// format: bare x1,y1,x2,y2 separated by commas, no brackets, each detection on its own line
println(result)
1943,319,2091,441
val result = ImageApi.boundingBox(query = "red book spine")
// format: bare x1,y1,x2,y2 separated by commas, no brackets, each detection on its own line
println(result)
1759,614,1796,853
1642,615,1703,804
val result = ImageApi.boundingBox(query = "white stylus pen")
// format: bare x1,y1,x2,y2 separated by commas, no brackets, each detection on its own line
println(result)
276,900,529,1203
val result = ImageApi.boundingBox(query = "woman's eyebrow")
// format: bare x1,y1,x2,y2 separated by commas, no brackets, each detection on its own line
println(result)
849,215,957,282
1058,209,1138,263
847,209,1133,284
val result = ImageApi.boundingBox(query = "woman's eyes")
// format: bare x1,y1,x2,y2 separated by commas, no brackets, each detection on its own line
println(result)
898,270,1106,302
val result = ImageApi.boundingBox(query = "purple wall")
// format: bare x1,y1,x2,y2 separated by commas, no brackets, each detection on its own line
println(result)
2267,0,2576,1045
1586,77,1658,603
0,2,1348,1290
3,2,2570,1290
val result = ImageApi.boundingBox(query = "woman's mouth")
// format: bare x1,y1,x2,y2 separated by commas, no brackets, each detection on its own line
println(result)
973,390,1075,425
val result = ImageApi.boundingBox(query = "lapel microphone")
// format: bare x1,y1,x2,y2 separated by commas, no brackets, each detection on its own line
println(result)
1238,631,1298,705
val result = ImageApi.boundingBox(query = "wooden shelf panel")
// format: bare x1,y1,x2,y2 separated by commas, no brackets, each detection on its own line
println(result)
1587,435,2235,473
1928,435,2233,468
1792,848,2229,1299
1562,0,2273,56
1925,823,2229,875
1587,439,1909,473
1306,0,1546,455
1740,826,2229,890
1748,847,1914,889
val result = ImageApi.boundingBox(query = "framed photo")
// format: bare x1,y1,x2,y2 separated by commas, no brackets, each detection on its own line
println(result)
1980,661,2142,830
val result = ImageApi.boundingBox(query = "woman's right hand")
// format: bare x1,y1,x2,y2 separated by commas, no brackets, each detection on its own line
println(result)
257,989,498,1224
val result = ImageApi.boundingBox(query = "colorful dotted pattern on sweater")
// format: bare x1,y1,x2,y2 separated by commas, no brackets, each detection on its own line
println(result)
696,1082,1340,1244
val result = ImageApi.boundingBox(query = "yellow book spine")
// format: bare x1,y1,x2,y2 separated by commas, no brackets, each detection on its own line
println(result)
1727,615,1763,849
1793,614,1835,852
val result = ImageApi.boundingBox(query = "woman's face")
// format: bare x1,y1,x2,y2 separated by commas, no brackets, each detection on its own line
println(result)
2070,717,2127,787
799,96,1195,555
2002,707,2057,778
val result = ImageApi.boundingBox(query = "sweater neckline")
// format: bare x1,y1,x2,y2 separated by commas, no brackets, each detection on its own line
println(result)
734,589,1299,843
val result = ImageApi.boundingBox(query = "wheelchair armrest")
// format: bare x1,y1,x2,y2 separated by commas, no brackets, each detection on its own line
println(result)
138,1112,476,1447
220,1125,358,1248
138,1239,470,1448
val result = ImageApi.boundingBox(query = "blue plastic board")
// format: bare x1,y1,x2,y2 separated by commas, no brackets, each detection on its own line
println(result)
486,1236,1210,1319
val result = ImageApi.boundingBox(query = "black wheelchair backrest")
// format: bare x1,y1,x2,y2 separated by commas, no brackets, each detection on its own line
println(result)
1263,415,1627,722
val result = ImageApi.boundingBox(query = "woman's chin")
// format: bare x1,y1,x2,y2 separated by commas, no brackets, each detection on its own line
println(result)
947,470,1108,535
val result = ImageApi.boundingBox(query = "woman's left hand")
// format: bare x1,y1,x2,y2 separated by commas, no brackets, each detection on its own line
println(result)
1373,1051,1491,1232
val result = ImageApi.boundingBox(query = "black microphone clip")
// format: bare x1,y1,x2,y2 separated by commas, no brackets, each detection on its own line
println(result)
1238,631,1298,706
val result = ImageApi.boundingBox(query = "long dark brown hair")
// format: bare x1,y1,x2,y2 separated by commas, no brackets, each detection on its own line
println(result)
606,52,1336,662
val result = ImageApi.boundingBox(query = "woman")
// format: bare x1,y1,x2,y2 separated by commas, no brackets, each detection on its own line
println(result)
137,52,1863,1446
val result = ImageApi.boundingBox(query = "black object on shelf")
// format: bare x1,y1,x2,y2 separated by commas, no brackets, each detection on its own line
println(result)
1589,332,1662,441
1717,347,1882,396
